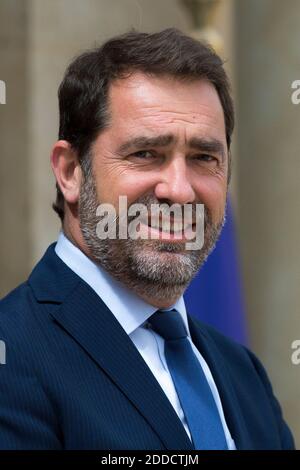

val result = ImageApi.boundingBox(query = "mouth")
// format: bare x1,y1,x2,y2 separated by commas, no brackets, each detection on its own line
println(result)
137,217,196,242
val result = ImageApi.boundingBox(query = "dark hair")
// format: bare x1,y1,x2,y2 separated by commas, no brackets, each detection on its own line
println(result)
53,28,234,221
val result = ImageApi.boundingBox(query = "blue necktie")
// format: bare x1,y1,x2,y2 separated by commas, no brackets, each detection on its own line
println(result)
148,309,227,450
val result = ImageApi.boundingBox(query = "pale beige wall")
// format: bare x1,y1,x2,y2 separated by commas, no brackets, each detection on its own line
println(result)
0,0,30,296
236,0,300,446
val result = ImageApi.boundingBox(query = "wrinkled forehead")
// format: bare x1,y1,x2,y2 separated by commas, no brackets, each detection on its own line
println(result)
107,72,226,136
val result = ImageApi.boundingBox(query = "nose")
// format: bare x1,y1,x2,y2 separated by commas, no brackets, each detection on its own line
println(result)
154,158,196,205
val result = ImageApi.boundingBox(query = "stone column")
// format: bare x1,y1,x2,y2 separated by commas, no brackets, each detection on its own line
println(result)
0,0,30,296
236,0,300,446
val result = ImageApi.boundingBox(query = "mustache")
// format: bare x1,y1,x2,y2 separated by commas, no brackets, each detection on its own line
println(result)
113,194,211,228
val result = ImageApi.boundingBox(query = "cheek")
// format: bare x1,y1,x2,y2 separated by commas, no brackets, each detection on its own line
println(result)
96,166,158,206
194,177,227,220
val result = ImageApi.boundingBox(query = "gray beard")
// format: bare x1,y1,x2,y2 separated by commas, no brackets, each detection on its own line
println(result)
78,168,225,304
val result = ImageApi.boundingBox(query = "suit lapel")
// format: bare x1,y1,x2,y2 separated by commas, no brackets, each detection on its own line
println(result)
187,314,253,449
30,244,253,450
29,245,193,451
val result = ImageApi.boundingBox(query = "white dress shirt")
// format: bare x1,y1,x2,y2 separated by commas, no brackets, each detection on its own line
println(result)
55,232,235,449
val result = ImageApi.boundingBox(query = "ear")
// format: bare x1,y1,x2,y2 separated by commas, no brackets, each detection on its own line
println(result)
51,140,82,204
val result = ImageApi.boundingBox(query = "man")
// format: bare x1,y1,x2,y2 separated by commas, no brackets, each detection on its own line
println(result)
0,29,294,450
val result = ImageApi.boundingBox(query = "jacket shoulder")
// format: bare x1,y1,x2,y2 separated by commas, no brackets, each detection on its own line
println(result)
189,314,248,357
189,314,295,449
0,281,45,362
0,282,32,322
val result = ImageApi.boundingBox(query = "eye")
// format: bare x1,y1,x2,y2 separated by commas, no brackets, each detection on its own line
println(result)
130,150,155,159
193,154,217,163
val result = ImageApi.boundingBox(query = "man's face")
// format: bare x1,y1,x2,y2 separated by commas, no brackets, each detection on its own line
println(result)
79,72,228,304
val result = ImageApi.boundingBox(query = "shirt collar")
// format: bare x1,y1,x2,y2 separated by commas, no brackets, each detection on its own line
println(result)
55,232,191,337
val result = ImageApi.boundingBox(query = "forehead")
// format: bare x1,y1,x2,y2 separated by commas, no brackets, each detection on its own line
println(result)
107,72,226,136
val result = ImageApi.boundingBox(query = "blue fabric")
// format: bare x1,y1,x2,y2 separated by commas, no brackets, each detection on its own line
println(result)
185,199,248,344
0,244,295,449
55,233,237,447
149,310,227,450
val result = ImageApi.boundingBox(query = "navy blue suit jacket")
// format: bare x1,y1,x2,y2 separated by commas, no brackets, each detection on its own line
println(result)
0,244,295,449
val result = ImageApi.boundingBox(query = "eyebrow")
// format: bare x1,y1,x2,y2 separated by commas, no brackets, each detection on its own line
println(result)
117,134,226,160
118,134,175,153
188,137,226,160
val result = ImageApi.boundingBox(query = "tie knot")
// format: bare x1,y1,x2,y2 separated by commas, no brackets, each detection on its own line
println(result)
148,309,188,341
